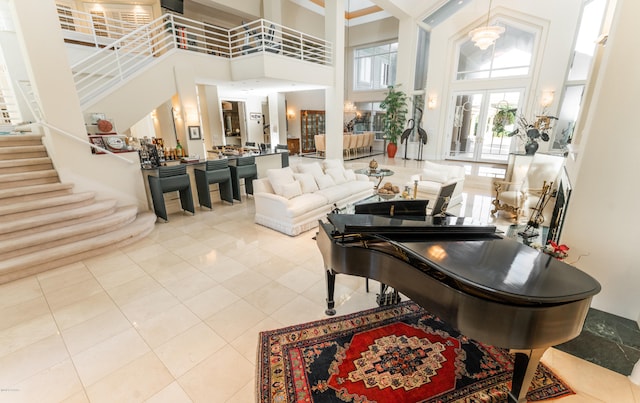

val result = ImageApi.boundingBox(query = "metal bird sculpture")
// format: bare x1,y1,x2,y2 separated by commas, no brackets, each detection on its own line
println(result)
401,118,414,160
400,118,414,144
415,106,428,145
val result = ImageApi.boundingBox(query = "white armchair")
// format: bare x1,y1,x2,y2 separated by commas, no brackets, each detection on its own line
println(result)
407,161,466,211
491,153,565,221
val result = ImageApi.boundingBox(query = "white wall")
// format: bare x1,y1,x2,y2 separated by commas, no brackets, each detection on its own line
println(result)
281,1,325,38
283,89,325,139
561,0,640,320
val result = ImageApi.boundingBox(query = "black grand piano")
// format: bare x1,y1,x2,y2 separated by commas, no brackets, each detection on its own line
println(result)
316,212,601,403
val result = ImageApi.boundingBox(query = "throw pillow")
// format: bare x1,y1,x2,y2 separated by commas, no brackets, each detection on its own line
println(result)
297,162,324,180
322,159,344,171
294,173,319,193
315,174,336,190
325,167,347,184
280,180,302,199
267,167,295,196
344,169,356,181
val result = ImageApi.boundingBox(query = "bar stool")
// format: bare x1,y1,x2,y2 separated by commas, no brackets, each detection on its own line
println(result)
194,160,233,209
230,156,257,201
148,165,195,221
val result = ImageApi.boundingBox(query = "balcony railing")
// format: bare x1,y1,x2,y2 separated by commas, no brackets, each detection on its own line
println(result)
58,8,333,105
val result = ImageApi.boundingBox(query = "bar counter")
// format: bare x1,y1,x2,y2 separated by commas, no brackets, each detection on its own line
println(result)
141,151,288,215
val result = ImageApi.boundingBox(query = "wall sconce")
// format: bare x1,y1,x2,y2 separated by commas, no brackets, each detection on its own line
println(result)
427,95,438,110
287,110,295,120
540,91,555,108
172,107,181,120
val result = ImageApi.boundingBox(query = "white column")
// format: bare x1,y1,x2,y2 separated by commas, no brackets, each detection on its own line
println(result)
268,92,286,147
324,0,345,160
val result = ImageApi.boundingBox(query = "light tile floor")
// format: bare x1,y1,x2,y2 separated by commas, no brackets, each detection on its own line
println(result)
1,156,638,402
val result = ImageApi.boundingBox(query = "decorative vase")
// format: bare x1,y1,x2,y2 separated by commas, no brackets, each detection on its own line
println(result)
525,141,539,155
368,158,378,172
387,142,398,158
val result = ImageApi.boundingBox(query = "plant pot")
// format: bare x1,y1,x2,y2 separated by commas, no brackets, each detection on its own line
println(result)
525,141,539,155
387,142,398,158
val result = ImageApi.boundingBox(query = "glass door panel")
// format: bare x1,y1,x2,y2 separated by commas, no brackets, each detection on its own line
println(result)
481,91,521,162
448,90,522,162
449,93,482,160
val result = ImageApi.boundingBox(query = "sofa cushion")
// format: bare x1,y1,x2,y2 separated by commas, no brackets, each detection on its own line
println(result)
315,184,352,203
284,193,328,217
280,180,302,199
325,167,347,184
416,180,444,195
294,173,319,194
315,174,336,189
421,168,449,183
344,169,356,181
297,162,324,180
267,167,296,196
322,159,344,171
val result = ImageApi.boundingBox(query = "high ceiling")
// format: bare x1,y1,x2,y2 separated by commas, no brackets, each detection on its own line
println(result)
289,0,444,26
217,0,451,98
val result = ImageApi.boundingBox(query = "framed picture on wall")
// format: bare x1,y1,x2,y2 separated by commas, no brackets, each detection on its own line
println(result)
188,126,201,140
88,135,107,154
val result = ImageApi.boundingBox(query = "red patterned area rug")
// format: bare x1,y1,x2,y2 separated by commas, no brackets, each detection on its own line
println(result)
257,301,574,402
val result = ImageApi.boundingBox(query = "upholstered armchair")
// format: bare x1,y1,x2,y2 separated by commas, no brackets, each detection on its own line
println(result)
491,153,565,221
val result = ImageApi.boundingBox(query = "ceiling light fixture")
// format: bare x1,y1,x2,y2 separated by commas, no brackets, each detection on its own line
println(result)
468,0,504,50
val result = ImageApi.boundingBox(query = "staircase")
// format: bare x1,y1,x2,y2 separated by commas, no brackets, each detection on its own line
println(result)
0,133,156,284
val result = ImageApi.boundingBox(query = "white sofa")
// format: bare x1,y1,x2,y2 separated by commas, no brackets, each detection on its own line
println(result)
253,159,374,236
407,161,466,212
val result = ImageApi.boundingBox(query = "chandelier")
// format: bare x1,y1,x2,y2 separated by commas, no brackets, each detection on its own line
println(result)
469,0,504,50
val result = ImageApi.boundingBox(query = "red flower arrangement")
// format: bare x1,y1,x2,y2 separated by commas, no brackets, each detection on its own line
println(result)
531,241,569,260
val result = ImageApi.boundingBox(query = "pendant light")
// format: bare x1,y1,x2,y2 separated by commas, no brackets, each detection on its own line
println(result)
468,0,504,50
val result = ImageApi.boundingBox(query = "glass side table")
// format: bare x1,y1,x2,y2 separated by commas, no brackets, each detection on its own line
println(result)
354,168,394,189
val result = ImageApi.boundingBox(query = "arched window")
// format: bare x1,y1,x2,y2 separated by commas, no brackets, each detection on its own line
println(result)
456,22,535,80
447,21,537,162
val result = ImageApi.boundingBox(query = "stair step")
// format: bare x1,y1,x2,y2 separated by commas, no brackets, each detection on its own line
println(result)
0,199,118,237
0,183,74,204
0,212,157,285
0,170,59,189
0,157,53,174
0,134,44,147
0,205,139,258
0,191,96,219
0,145,46,154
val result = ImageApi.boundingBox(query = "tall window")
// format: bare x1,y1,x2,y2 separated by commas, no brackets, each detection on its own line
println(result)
354,42,398,90
447,21,536,162
552,0,607,149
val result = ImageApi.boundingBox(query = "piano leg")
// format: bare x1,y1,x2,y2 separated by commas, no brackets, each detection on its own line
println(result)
325,269,336,316
508,348,546,403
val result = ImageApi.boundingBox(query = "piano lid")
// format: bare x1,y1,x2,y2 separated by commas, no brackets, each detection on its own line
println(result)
389,238,601,304
327,213,497,235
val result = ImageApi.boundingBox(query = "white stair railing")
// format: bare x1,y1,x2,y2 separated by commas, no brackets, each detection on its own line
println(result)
56,5,142,48
58,9,333,106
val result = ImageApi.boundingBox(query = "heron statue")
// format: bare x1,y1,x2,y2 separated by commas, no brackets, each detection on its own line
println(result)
400,118,414,160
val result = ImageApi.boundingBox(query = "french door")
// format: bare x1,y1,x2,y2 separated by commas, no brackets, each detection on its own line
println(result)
448,89,523,163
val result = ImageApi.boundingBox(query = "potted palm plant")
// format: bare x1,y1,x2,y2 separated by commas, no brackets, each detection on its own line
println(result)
379,85,408,158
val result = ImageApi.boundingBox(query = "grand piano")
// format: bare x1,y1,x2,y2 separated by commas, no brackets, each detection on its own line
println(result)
316,212,601,403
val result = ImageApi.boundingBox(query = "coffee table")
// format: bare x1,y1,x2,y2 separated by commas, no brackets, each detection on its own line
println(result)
355,168,394,190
